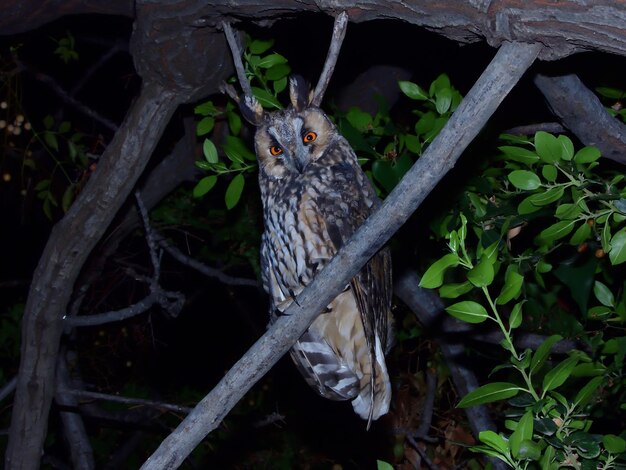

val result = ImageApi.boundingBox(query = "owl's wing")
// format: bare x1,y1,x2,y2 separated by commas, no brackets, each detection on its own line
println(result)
317,138,393,422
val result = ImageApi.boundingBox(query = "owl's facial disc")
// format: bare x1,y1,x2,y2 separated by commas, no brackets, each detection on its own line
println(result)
268,114,312,173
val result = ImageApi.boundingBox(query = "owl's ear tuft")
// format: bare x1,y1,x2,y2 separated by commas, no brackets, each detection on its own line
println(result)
240,95,264,126
289,75,310,111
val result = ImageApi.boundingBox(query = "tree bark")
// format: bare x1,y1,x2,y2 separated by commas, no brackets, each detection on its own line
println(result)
5,80,181,470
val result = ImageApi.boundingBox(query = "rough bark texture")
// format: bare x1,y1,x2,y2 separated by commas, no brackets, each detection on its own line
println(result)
2,1,626,62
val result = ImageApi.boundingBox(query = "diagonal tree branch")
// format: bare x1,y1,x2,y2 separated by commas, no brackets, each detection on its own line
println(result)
140,40,542,470
534,73,626,165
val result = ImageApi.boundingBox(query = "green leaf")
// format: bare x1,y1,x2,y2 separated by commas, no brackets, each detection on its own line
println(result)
404,134,421,154
43,131,59,151
399,80,429,100
535,131,561,163
478,430,510,454
429,74,451,97
203,139,219,164
557,134,574,160
445,301,489,324
372,160,398,194
376,460,394,470
61,184,74,212
555,203,581,220
439,281,474,299
467,256,495,287
596,86,625,99
58,120,71,134
603,434,626,454
574,146,601,164
224,174,245,209
526,186,564,207
540,445,556,469
609,230,626,265
252,86,282,109
265,63,291,81
257,53,288,68
509,302,523,329
458,383,522,408
273,76,288,94
508,170,541,190
542,164,558,182
593,280,615,307
530,334,562,376
510,411,534,458
574,376,603,408
419,253,459,288
517,195,543,215
248,38,274,55
537,220,576,243
499,145,539,165
194,100,218,116
43,114,54,130
346,108,373,131
197,116,215,136
542,356,579,392
570,222,592,245
435,87,452,114
224,135,256,162
517,440,542,461
192,175,218,198
554,256,597,313
227,111,242,135
497,267,524,305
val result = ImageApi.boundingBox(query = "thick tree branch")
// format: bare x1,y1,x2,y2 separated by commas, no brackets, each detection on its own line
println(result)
5,82,182,470
534,73,626,165
140,41,542,469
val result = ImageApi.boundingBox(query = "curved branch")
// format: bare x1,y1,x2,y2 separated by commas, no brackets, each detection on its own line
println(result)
140,41,542,470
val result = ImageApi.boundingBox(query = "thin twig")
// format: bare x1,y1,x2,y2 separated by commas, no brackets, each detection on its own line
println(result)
0,376,17,402
311,11,349,106
406,434,440,470
64,292,160,327
157,235,259,288
222,21,253,99
61,388,193,414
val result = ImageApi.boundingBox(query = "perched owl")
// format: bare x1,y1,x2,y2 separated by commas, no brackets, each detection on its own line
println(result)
223,15,393,424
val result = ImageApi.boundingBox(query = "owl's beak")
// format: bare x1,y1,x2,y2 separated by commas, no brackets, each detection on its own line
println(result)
293,145,308,174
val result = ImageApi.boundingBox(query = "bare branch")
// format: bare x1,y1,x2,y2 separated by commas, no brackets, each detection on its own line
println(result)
64,292,160,327
140,41,542,469
0,376,17,403
55,354,95,470
157,236,260,288
222,21,253,99
311,11,349,107
534,73,626,165
61,389,193,415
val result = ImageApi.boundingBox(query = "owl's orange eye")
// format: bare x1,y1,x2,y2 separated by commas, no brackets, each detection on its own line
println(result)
303,131,317,144
270,146,283,156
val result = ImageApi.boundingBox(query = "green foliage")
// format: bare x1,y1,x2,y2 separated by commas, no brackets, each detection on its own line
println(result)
421,131,626,469
51,31,79,63
596,85,626,123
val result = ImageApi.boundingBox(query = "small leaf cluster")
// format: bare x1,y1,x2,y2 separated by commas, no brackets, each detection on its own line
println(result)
52,31,79,63
596,86,626,123
30,114,90,218
192,37,291,209
420,133,626,468
332,73,461,196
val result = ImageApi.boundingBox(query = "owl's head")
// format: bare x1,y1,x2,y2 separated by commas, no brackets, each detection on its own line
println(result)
246,77,335,179
222,13,349,179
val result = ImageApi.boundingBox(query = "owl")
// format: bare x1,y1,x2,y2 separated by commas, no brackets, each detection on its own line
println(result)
223,15,393,425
